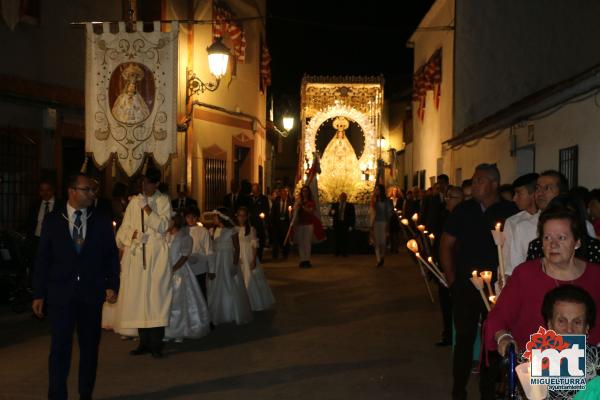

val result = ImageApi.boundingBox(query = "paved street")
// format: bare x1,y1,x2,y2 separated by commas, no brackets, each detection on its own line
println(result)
0,251,460,399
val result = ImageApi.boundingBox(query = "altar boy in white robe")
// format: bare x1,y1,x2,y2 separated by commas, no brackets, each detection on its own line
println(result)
116,168,172,358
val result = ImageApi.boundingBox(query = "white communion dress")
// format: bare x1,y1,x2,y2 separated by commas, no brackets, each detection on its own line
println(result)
237,226,275,311
165,229,210,340
207,227,253,325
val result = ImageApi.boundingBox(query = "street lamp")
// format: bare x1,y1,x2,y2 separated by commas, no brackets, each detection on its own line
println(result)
186,37,230,104
282,116,294,131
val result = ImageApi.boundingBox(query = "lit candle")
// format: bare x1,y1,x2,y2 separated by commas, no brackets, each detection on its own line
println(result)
429,233,435,245
411,213,419,223
197,222,203,227
491,222,506,288
259,212,265,219
480,270,494,296
406,240,447,286
470,276,491,311
472,270,478,278
417,224,425,232
288,205,292,212
401,218,409,226
406,239,419,253
112,221,116,234
489,295,497,305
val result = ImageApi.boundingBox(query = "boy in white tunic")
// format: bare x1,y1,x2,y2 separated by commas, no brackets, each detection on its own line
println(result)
116,168,172,358
184,207,213,301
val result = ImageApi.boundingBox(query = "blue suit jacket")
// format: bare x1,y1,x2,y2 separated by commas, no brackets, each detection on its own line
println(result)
33,205,120,305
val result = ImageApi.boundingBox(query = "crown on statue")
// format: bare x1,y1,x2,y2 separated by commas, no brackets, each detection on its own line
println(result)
332,116,350,131
121,63,145,83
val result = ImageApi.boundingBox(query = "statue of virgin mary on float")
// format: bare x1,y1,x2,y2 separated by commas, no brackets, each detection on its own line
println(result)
318,116,363,202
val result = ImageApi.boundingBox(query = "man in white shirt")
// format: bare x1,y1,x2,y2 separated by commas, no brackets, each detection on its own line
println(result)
30,181,61,239
502,173,540,276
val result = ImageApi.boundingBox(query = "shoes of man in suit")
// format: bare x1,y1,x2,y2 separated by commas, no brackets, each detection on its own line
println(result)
129,346,149,356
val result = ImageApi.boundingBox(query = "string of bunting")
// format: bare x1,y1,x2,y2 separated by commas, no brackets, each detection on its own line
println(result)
412,48,442,121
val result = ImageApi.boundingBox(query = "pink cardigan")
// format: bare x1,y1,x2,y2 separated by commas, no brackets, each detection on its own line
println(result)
484,259,600,351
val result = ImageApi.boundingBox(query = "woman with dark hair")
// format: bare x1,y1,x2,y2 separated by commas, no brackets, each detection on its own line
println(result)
527,194,600,263
292,185,325,268
484,206,600,359
370,184,393,268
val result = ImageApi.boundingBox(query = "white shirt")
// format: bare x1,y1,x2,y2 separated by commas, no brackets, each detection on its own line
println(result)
188,225,214,275
66,203,88,240
503,210,540,276
35,197,55,237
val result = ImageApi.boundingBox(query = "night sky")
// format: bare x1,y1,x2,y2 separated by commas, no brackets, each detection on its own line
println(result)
266,0,435,102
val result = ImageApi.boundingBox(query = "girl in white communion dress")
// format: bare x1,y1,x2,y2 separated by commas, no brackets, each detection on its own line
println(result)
235,207,275,311
207,209,253,325
164,215,210,342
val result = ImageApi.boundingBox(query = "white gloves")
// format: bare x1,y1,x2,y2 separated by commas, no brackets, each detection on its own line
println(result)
137,194,148,209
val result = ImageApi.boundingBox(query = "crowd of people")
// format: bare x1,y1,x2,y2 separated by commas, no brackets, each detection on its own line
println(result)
28,162,600,399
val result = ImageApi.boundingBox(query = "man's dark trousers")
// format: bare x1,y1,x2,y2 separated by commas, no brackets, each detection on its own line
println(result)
48,296,102,400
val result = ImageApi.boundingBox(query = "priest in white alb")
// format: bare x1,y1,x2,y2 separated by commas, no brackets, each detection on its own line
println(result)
116,167,172,358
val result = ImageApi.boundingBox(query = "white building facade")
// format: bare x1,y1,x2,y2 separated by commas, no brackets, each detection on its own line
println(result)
408,0,600,188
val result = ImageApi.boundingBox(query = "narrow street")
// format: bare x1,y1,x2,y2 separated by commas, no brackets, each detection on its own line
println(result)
1,251,457,399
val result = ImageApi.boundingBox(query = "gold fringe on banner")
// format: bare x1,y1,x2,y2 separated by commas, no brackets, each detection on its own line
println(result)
111,156,117,178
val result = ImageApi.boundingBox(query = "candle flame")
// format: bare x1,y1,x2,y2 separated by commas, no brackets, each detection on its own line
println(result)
429,233,435,240
197,222,203,227
417,224,425,232
401,218,409,226
259,212,265,219
112,221,116,227
406,239,419,253
472,270,478,277
427,256,433,263
495,222,502,231
489,295,496,303
411,213,419,222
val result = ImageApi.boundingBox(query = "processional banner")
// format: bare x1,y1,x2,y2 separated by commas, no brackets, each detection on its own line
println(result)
85,21,178,177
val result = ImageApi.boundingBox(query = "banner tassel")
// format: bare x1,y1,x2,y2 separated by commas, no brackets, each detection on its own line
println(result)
80,156,89,173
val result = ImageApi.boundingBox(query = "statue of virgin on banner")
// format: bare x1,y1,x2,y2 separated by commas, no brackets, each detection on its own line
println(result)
111,63,151,125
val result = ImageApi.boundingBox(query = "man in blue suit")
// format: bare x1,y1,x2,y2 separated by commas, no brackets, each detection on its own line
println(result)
32,173,120,400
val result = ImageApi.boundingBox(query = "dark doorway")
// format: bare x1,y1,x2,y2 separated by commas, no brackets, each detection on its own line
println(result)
234,145,251,186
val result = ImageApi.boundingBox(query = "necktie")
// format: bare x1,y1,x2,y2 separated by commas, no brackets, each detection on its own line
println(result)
73,210,84,254
44,201,50,215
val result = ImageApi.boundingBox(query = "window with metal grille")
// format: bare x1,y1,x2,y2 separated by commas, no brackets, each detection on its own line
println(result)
203,158,227,212
559,145,578,188
0,129,38,231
